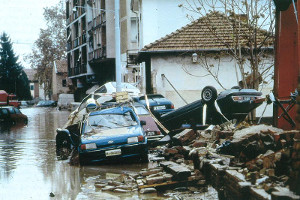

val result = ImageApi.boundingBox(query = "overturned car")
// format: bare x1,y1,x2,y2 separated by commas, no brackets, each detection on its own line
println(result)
56,106,148,165
158,86,265,132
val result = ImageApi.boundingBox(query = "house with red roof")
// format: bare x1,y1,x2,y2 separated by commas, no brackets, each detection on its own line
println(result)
138,12,274,117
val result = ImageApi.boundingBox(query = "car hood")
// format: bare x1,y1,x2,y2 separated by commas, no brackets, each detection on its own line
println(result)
139,115,160,132
81,126,144,146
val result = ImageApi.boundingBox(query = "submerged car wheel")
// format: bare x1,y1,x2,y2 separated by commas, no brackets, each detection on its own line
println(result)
56,135,71,160
201,86,217,104
140,153,149,163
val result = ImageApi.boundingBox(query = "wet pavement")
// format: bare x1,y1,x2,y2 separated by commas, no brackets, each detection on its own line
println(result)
0,107,164,200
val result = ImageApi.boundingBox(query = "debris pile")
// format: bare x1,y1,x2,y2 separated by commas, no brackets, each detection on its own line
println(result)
92,124,300,199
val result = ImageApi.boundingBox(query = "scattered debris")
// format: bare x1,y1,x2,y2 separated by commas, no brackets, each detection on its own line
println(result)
90,123,300,199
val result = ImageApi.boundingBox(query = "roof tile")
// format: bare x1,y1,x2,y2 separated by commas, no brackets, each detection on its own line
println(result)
141,12,273,52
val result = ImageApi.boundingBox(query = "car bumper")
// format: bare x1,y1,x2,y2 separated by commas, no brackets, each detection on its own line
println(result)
78,143,148,164
147,135,164,143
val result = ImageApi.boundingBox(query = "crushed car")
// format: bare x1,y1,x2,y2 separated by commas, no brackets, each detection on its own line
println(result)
158,86,265,132
56,106,148,165
132,103,163,144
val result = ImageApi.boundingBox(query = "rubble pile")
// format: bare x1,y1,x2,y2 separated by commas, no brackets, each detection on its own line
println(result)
166,125,300,199
92,124,300,199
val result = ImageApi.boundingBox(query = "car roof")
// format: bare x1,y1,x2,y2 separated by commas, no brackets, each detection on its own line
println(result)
0,106,15,109
89,106,134,116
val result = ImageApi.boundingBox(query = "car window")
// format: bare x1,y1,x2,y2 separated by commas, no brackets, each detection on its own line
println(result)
1,109,9,116
94,86,107,93
134,106,149,115
84,111,137,135
14,108,21,114
8,107,15,114
78,94,92,112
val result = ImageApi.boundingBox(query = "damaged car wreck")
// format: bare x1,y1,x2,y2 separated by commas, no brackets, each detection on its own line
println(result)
56,106,148,165
158,86,265,132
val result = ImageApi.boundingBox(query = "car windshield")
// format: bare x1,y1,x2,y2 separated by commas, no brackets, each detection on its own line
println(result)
83,111,138,135
134,106,149,115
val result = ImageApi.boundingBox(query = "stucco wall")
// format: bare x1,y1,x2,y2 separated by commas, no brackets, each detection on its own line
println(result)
150,54,274,117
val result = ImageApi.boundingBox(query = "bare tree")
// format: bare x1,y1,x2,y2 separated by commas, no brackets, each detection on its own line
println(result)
26,1,66,99
180,0,275,91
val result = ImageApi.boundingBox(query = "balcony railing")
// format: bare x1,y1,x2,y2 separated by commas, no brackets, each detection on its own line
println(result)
88,46,107,62
69,63,87,76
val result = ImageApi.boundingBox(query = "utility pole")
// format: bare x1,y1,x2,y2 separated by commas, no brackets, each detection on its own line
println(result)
115,0,122,92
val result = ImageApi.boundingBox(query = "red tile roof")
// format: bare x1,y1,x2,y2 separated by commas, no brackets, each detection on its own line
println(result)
141,12,273,52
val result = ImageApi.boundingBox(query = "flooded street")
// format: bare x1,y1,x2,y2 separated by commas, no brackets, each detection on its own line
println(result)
0,107,164,200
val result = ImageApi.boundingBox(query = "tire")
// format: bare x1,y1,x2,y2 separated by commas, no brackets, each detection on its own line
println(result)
201,86,217,104
56,135,71,160
140,153,149,163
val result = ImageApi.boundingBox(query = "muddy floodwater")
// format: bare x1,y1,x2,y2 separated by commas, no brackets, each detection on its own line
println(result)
0,107,218,200
0,107,156,200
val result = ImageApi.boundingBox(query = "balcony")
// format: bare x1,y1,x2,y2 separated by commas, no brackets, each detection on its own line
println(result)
91,13,106,30
88,46,107,62
69,63,87,77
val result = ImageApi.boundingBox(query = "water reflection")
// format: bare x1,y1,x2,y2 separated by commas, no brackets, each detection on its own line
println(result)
0,107,79,199
0,107,165,200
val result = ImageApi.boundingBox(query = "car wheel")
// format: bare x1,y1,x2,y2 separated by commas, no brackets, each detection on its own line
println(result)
140,153,149,163
56,137,71,160
201,86,217,104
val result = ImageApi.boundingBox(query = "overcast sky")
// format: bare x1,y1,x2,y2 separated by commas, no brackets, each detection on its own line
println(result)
0,0,61,68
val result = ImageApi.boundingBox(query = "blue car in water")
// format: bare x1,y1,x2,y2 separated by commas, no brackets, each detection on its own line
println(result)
56,106,148,165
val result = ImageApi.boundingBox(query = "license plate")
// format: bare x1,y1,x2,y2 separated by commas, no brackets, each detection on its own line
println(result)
105,149,121,157
154,105,166,110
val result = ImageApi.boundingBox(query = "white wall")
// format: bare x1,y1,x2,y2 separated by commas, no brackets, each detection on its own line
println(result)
150,54,274,117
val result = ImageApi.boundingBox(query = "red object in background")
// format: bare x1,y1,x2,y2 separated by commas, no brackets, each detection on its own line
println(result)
274,2,300,129
0,90,20,108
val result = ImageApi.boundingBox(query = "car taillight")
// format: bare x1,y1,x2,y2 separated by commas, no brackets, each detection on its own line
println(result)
156,131,161,135
80,144,86,150
138,135,144,142
171,104,174,109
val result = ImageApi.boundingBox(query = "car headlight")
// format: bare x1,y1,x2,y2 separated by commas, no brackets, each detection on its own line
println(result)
127,136,144,143
127,137,138,143
81,143,97,150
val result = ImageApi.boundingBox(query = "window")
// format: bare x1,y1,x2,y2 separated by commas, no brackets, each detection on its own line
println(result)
30,85,34,90
130,17,138,43
62,79,67,87
94,86,107,93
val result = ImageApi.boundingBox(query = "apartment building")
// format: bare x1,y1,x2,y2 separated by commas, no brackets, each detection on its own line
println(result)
66,0,195,100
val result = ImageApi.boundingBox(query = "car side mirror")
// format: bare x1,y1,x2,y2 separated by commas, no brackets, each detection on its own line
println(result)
140,120,146,126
